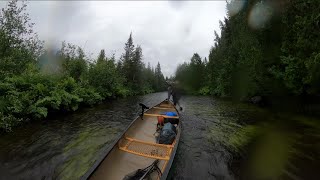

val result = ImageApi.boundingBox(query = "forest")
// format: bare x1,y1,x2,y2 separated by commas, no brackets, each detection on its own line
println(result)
0,0,167,131
175,0,319,100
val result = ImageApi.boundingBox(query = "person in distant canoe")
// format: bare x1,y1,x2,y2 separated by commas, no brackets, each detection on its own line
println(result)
167,84,172,101
171,86,183,111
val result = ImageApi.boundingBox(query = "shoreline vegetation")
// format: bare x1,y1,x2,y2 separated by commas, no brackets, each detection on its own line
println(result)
0,0,167,132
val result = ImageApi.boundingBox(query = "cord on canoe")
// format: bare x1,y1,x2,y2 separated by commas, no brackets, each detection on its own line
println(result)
123,160,162,180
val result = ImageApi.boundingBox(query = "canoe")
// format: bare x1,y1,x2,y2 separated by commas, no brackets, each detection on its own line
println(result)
82,100,181,180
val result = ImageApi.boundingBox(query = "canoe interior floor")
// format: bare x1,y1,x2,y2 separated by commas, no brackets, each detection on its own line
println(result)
90,103,177,180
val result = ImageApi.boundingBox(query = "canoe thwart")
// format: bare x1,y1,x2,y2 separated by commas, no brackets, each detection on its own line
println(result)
159,105,174,108
144,113,179,119
153,107,175,110
118,137,173,160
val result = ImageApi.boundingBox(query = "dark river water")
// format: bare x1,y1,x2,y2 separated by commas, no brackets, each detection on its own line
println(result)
0,92,319,180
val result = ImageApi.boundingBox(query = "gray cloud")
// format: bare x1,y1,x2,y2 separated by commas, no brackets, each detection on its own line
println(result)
168,1,188,10
2,1,227,77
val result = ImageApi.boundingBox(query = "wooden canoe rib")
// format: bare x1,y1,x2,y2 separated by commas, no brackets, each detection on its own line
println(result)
81,100,181,180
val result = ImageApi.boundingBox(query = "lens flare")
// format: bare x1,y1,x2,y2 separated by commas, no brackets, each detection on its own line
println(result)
227,0,246,17
248,1,274,29
38,46,62,75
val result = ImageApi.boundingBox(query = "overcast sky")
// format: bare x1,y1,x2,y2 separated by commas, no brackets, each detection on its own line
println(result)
3,1,227,77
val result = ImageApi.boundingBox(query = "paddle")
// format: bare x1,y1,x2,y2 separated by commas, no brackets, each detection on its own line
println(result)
177,104,183,111
169,99,183,111
138,160,160,180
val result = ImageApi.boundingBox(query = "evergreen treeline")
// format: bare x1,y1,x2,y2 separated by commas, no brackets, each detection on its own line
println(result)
0,0,166,131
175,0,320,99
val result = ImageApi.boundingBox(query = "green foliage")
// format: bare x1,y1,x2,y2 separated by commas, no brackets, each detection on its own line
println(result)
0,113,22,132
198,86,210,95
175,53,207,94
154,62,166,92
57,43,88,81
0,0,43,79
114,86,131,98
118,33,166,94
276,0,320,94
74,87,102,106
0,71,104,131
88,54,122,98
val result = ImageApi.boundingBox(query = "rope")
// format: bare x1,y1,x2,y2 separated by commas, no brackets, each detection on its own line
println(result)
123,160,161,180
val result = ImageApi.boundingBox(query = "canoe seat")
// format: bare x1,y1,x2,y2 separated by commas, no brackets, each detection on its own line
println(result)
159,104,174,108
153,107,175,110
144,113,179,119
118,137,173,160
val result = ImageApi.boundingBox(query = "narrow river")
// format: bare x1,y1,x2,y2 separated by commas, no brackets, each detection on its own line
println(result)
0,92,319,180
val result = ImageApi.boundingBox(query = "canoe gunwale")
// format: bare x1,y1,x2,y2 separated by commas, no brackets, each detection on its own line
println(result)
80,112,139,180
81,100,181,180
